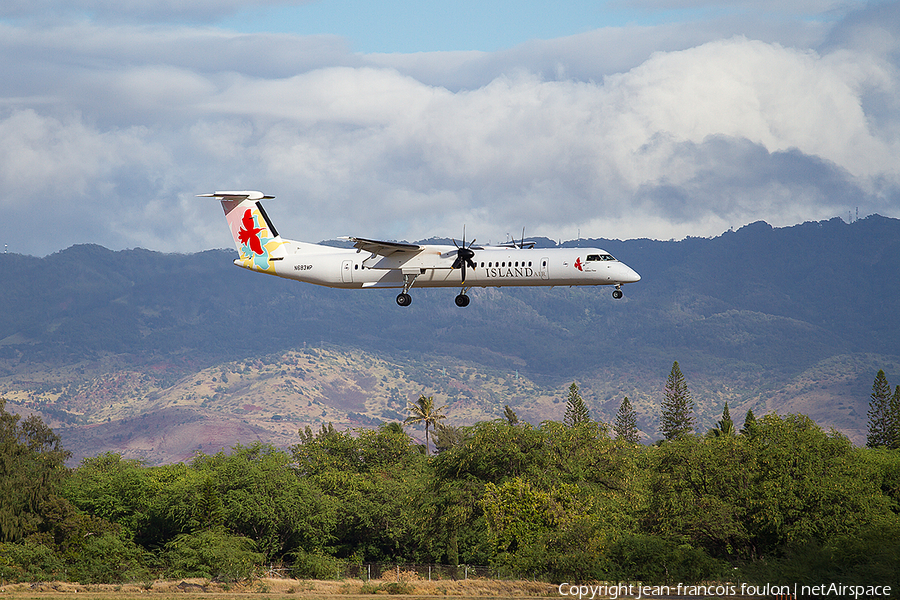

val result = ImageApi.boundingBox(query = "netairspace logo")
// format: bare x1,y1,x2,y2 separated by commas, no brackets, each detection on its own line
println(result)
556,583,893,599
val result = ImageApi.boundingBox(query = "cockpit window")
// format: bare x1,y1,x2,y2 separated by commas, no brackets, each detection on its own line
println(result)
586,254,616,261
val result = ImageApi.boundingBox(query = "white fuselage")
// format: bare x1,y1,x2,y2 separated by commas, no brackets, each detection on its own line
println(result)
234,240,641,290
200,190,641,305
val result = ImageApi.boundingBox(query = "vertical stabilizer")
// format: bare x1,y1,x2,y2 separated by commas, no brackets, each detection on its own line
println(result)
198,191,287,273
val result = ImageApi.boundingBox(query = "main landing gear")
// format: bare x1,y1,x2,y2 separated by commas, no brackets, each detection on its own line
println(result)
395,289,472,308
397,292,470,307
396,271,418,307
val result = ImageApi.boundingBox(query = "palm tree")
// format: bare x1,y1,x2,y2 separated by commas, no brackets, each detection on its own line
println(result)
404,395,447,455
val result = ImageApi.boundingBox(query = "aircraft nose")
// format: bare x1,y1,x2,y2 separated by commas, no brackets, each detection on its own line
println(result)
623,265,641,283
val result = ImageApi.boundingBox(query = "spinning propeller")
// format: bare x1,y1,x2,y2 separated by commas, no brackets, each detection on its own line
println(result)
451,227,477,283
503,227,535,249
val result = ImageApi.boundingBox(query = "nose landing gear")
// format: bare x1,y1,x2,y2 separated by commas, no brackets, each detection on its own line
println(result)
396,293,412,306
612,285,624,299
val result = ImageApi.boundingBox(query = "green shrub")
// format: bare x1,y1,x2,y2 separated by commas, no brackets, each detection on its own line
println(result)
740,522,900,589
163,528,264,582
604,533,728,584
379,581,413,595
63,531,150,584
289,549,345,580
0,540,65,583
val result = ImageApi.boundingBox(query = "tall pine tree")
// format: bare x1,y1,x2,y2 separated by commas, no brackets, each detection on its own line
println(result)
563,382,591,427
867,370,894,448
614,396,640,443
891,386,900,449
659,361,695,440
740,408,757,436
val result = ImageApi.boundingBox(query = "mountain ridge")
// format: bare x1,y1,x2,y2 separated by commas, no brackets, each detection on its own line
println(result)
2,215,899,464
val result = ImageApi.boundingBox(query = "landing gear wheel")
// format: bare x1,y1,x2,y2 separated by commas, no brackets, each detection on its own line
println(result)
396,293,412,307
454,294,470,307
612,289,623,299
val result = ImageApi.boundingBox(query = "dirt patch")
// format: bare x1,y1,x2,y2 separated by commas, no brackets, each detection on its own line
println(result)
321,381,367,412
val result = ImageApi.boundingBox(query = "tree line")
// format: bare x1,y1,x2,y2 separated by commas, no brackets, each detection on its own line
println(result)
1,364,899,589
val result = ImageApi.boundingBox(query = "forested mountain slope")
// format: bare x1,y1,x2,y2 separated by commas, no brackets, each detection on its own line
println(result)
1,215,898,463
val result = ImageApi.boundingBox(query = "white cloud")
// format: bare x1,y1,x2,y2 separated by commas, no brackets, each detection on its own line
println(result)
601,38,895,177
2,3,900,255
0,110,157,198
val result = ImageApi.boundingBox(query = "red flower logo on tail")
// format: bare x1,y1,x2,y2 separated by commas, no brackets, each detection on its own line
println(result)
238,209,264,255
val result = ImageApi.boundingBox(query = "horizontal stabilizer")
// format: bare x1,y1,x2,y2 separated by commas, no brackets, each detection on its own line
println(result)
197,191,274,200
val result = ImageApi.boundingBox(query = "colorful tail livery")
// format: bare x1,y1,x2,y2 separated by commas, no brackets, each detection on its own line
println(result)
200,190,640,307
198,191,288,274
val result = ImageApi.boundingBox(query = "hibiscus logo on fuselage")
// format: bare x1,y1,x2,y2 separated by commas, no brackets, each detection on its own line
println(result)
574,257,584,271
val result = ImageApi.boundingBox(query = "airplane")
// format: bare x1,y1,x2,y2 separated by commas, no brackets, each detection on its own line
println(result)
199,190,641,307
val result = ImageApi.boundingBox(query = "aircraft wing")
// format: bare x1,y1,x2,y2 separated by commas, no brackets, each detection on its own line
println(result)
346,237,424,257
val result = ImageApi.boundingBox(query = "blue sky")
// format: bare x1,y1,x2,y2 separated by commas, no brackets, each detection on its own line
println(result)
1,0,899,256
217,1,688,53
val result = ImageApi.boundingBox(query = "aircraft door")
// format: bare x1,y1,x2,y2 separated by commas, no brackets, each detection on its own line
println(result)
539,257,549,280
341,260,353,283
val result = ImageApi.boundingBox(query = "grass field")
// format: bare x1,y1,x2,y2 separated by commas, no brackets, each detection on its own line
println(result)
0,578,558,599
